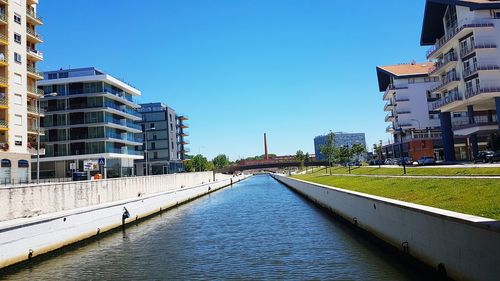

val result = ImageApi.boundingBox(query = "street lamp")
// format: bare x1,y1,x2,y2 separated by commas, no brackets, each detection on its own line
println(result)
144,127,155,176
37,92,57,184
398,126,407,175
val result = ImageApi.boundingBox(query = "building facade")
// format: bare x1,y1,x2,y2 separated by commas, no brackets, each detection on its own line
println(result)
36,67,143,179
376,62,455,161
421,0,500,161
314,132,366,161
134,102,188,175
0,0,44,183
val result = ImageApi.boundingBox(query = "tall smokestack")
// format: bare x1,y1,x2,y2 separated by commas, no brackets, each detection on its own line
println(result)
264,133,268,160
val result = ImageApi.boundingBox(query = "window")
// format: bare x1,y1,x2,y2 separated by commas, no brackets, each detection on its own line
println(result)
150,123,154,129
14,53,21,64
14,93,22,105
48,73,57,80
151,142,156,150
170,123,173,131
153,134,157,140
59,72,69,79
14,73,22,85
153,152,158,159
14,135,22,146
14,114,22,126
14,33,21,44
14,13,21,24
171,141,174,148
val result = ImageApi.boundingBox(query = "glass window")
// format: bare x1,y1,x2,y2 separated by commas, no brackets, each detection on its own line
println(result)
14,53,21,63
48,73,57,79
14,13,21,24
14,33,21,44
59,72,69,79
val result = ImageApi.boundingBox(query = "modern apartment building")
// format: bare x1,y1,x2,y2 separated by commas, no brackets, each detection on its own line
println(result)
376,62,454,160
0,0,44,183
314,132,366,161
134,102,188,175
36,67,143,178
421,0,500,161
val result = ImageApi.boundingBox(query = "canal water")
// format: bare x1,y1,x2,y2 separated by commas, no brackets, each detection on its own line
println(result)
1,175,425,280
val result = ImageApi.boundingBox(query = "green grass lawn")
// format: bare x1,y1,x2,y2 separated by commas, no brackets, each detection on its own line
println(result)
303,166,500,176
293,172,500,220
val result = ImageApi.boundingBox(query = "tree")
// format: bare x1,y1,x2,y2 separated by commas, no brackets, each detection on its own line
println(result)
351,143,367,162
320,131,337,175
295,150,307,170
191,154,211,172
212,154,230,170
184,160,194,172
373,140,383,168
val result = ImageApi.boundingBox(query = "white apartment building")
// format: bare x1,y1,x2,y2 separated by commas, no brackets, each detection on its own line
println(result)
376,62,451,160
421,0,500,161
0,0,44,184
37,68,144,179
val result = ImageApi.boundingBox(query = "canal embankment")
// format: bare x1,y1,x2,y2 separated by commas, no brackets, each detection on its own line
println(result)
272,174,500,281
0,172,250,269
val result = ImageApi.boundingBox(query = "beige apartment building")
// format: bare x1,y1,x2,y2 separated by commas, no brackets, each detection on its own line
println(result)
0,0,43,184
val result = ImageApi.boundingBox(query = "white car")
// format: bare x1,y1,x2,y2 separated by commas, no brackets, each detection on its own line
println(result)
417,156,436,166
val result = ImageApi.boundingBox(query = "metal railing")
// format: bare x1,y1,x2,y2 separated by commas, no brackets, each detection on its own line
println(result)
463,65,500,78
0,12,6,23
430,75,460,93
452,115,498,129
27,47,43,58
431,91,463,110
460,42,497,58
0,76,8,85
26,8,43,23
26,27,43,41
430,52,457,75
27,65,43,77
0,33,7,43
0,119,7,128
426,17,496,58
465,84,500,99
0,97,7,106
28,86,44,96
27,105,44,114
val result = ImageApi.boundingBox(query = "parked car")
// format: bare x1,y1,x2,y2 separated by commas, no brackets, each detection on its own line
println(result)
369,159,384,166
474,151,500,163
417,156,436,166
397,157,413,166
384,158,396,165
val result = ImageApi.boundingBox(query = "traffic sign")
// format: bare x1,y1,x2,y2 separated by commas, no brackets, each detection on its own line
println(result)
98,157,105,166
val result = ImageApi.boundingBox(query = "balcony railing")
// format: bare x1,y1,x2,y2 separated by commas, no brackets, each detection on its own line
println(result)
426,17,496,58
430,52,457,75
460,42,497,58
27,105,44,114
27,65,43,77
0,97,6,106
0,12,6,24
463,65,500,79
0,76,7,86
430,74,460,93
383,84,408,99
27,48,44,59
465,84,500,99
0,119,7,128
395,98,410,102
26,28,43,41
26,8,43,23
386,125,395,132
0,53,7,64
28,86,44,96
452,115,498,129
397,110,411,115
431,91,463,110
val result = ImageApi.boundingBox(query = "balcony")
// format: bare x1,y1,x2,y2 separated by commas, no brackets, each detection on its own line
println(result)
384,101,394,111
460,42,497,59
383,84,408,100
395,98,410,103
0,0,8,5
386,125,395,133
453,115,499,136
430,74,460,93
177,123,189,129
26,8,43,25
426,17,496,59
26,28,43,43
178,140,190,145
385,113,394,122
0,53,7,66
0,76,7,87
429,52,458,76
178,131,189,137
0,96,6,108
177,115,189,121
27,104,44,116
27,124,44,135
27,65,44,79
396,109,411,115
465,84,500,100
0,12,6,25
27,86,44,97
0,119,7,129
463,65,500,79
27,47,43,61
431,91,463,111
0,33,7,45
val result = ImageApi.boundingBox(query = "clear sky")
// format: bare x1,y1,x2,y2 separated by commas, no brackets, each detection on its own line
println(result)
38,0,430,161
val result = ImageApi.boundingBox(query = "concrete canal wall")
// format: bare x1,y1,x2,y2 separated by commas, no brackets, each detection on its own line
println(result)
272,174,500,281
0,173,250,269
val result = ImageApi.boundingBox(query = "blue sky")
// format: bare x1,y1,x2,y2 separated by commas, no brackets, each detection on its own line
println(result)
39,0,430,160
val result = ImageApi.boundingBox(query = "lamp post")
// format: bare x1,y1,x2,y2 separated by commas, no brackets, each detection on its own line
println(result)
37,92,57,184
144,127,155,176
399,126,407,175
